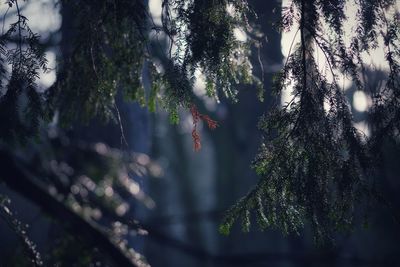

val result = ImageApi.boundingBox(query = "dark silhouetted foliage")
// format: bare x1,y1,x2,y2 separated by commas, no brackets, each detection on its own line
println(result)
0,0,399,265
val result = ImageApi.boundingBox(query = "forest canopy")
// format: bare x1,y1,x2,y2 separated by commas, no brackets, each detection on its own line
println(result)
0,0,399,266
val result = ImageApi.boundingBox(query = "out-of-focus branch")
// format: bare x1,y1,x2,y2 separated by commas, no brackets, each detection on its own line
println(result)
0,148,141,267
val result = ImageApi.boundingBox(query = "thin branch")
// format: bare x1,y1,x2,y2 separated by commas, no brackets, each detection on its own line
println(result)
114,102,129,149
283,27,300,72
15,0,23,71
311,34,340,91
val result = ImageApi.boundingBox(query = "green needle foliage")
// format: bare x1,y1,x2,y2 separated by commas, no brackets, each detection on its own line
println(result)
221,0,400,243
0,0,254,132
50,0,148,123
0,0,48,143
0,0,255,265
0,0,399,264
157,0,256,123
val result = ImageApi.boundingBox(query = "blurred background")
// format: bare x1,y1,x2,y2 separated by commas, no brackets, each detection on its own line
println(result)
0,0,399,266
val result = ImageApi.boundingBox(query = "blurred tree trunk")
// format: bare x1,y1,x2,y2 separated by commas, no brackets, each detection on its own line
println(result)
144,1,284,266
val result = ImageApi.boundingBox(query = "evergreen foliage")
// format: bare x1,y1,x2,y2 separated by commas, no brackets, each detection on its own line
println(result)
0,0,399,265
221,0,400,242
0,0,255,265
0,0,48,143
50,0,148,123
